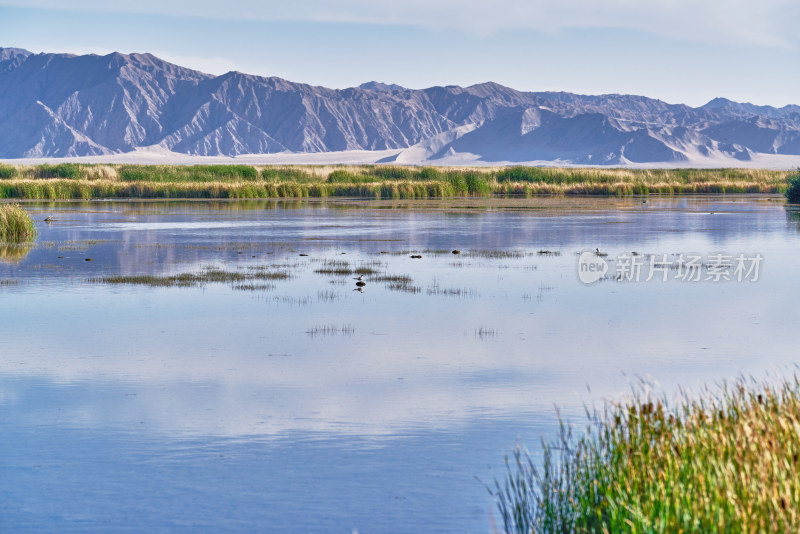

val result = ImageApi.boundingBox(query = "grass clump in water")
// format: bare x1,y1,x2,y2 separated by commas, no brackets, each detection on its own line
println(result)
94,266,289,287
386,280,421,293
0,203,37,243
314,267,353,276
314,264,379,276
305,324,355,337
491,376,800,534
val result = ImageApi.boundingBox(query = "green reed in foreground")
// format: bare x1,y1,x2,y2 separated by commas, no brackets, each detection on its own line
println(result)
0,203,37,242
492,376,800,534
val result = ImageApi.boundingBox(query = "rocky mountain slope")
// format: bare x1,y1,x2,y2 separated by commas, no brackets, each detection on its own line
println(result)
1,47,798,165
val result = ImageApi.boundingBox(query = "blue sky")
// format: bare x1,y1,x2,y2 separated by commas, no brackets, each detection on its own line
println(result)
0,0,798,107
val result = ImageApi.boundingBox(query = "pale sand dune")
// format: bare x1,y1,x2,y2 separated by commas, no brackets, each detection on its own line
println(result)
2,145,800,170
0,146,405,166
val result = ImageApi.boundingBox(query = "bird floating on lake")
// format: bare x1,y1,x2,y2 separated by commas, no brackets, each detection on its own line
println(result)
354,275,365,281
44,215,54,222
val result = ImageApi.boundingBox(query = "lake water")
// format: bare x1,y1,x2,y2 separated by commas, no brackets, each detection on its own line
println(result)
1,196,798,532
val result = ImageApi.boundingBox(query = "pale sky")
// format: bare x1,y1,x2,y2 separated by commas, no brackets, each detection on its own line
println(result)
0,0,798,107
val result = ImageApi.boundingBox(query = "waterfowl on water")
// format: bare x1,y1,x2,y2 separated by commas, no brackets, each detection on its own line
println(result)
353,275,365,281
44,215,54,222
355,281,366,287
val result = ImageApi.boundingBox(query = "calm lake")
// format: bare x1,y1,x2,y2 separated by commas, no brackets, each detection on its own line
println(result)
1,196,798,532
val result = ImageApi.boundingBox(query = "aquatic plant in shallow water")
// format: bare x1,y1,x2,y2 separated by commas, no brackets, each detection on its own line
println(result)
491,376,800,534
93,266,291,288
0,203,37,243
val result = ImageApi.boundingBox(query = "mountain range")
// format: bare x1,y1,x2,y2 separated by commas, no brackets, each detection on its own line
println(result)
1,47,799,166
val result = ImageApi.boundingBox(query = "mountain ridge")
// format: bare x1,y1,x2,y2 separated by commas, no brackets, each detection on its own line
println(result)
1,47,798,165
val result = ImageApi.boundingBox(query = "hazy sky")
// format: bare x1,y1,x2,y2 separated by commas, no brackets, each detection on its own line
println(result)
0,0,797,106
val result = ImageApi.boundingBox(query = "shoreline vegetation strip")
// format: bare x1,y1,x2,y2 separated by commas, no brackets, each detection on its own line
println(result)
0,163,793,199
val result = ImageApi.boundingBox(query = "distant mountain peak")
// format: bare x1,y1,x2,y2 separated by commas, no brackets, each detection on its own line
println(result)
703,97,735,108
0,47,32,59
699,97,800,120
0,47,34,74
358,81,405,92
464,81,517,96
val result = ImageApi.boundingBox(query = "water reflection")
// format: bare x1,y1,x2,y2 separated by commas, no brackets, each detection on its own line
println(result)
2,196,797,438
786,206,800,229
1,196,790,279
1,196,798,533
0,243,32,263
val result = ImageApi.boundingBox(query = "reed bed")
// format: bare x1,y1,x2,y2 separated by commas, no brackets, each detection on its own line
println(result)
0,164,790,199
0,203,37,242
491,376,800,534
